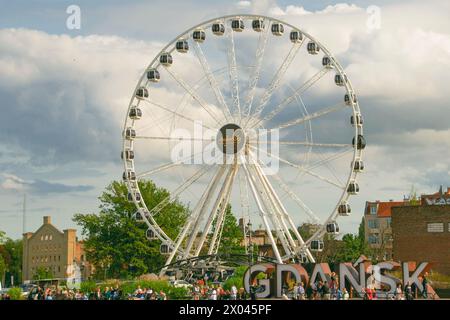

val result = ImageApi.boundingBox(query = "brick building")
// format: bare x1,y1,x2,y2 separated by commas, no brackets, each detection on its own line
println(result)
391,202,450,275
364,200,408,260
22,216,92,282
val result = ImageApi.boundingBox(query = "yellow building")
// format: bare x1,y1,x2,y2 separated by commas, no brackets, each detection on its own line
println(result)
22,216,91,282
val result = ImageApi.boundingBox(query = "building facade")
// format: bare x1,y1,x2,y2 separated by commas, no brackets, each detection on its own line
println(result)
22,216,91,282
392,198,450,275
364,200,407,260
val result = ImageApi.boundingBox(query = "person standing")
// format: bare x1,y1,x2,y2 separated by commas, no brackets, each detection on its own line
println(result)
293,283,299,300
298,282,305,300
395,283,403,300
230,285,238,300
422,273,429,299
322,281,331,300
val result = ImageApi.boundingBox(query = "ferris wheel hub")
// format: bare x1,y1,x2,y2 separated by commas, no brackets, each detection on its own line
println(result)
216,123,246,155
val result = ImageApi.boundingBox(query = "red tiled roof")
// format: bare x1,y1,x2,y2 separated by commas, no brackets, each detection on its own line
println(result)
377,201,405,217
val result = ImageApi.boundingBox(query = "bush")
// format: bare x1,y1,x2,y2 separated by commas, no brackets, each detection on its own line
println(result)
80,280,97,294
8,287,24,300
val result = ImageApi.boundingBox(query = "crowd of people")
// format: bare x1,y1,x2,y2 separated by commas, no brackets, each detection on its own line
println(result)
0,271,432,301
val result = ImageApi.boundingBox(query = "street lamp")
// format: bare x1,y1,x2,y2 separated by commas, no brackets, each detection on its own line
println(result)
246,221,254,300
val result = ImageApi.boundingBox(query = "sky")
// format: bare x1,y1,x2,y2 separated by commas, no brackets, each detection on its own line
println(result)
0,0,449,240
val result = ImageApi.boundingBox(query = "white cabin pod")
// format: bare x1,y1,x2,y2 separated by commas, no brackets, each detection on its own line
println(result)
124,127,136,140
322,56,334,69
345,93,357,105
122,170,136,181
231,18,245,32
290,30,303,43
212,22,225,36
128,191,141,202
175,39,189,53
347,182,360,195
352,134,366,150
134,211,144,222
326,222,340,234
147,68,160,82
129,106,142,120
271,23,284,36
135,87,149,100
335,74,346,86
146,228,157,240
310,240,324,252
193,29,206,43
307,42,320,54
252,18,265,32
160,52,173,66
121,150,134,161
352,160,364,172
160,243,173,255
338,202,351,216
351,114,364,127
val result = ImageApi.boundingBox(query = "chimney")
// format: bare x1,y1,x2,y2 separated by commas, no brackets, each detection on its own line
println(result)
43,216,51,225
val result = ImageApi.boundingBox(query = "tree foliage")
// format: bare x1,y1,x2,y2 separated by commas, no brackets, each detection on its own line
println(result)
0,233,23,287
216,205,245,256
73,180,189,279
33,266,53,280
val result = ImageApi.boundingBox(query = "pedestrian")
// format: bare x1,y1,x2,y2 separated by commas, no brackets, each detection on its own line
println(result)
395,283,403,300
293,282,299,300
230,285,238,300
297,282,305,300
422,273,429,299
322,281,331,300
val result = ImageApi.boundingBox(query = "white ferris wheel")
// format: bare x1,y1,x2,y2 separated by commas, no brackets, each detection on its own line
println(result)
121,15,365,271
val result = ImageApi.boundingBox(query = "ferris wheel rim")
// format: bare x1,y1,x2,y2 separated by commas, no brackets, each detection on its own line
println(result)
121,14,364,264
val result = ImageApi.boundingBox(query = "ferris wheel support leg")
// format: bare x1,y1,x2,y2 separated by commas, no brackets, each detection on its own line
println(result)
253,160,315,263
208,164,238,255
249,164,294,259
193,166,235,257
241,160,283,264
160,219,194,277
184,166,227,257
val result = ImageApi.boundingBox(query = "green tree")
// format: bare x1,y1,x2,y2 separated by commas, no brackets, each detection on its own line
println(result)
0,255,6,288
1,239,23,286
33,266,53,280
73,180,189,279
216,205,245,255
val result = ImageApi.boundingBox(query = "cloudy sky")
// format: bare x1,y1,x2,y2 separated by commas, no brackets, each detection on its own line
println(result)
0,0,449,240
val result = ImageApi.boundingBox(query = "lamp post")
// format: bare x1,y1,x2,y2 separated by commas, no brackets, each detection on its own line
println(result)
246,221,254,300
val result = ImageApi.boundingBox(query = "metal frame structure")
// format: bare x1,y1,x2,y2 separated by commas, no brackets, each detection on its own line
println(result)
121,15,364,276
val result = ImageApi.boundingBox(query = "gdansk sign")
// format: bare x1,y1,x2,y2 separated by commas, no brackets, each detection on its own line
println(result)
244,261,431,298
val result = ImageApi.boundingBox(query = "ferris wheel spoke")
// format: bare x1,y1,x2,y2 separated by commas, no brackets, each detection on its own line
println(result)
246,40,304,127
191,40,233,123
249,145,346,190
251,140,351,148
306,148,353,171
147,164,216,218
141,100,215,130
271,102,348,131
238,169,250,254
136,149,205,179
226,24,241,123
164,66,224,126
257,67,330,126
243,21,270,120
135,135,214,143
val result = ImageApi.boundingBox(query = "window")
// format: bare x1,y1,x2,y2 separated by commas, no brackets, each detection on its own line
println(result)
370,206,377,215
386,217,392,227
368,234,379,244
427,223,444,233
368,219,379,229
